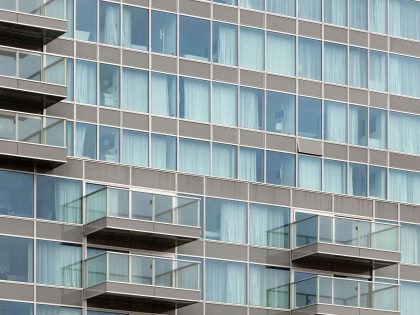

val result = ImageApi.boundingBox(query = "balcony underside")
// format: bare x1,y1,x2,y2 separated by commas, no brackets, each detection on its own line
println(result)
292,243,400,273
292,304,399,315
85,282,200,314
85,217,201,251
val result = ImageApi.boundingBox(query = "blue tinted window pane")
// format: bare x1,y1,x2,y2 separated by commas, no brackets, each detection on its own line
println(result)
324,43,347,85
75,0,96,42
151,134,176,171
99,126,120,163
239,0,264,10
298,38,321,80
239,147,264,182
206,198,247,244
369,166,387,199
324,0,347,26
298,0,321,21
66,59,74,101
324,101,347,143
266,151,295,186
298,155,321,190
390,111,420,155
123,6,148,50
266,91,295,135
0,300,33,314
179,77,210,122
37,175,82,224
67,121,74,156
99,1,120,46
401,225,420,265
349,105,368,146
214,0,237,4
212,143,237,179
75,60,96,105
213,22,237,66
390,54,420,99
370,0,387,33
152,11,176,55
65,0,74,38
324,159,347,194
240,27,264,71
349,163,367,197
75,123,96,159
0,236,33,282
240,87,264,130
179,139,210,175
123,130,148,167
0,170,33,218
390,169,420,204
369,50,387,92
267,0,296,16
298,97,321,139
180,16,210,61
369,108,387,149
350,0,368,30
100,63,120,108
151,72,176,117
122,68,148,113
37,305,81,314
390,0,420,41
267,32,295,76
349,47,368,88
213,82,237,126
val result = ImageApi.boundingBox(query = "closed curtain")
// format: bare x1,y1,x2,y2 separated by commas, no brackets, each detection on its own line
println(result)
324,101,347,143
182,78,210,122
370,51,387,92
215,23,237,66
324,0,347,26
349,105,367,146
370,0,387,33
212,144,237,179
37,305,81,315
239,148,258,182
101,2,119,46
240,88,260,129
298,156,321,190
401,224,420,264
239,0,264,10
324,160,347,194
298,0,321,21
122,68,148,113
56,179,81,224
390,54,420,99
76,60,96,105
151,73,175,117
350,47,368,88
122,6,132,48
240,27,264,71
267,0,295,16
220,201,246,244
401,282,420,315
389,169,420,205
123,130,148,167
350,0,368,29
213,83,237,126
75,123,86,158
390,0,420,41
299,38,321,80
390,111,420,155
151,135,170,170
179,139,210,175
267,32,295,76
324,43,347,85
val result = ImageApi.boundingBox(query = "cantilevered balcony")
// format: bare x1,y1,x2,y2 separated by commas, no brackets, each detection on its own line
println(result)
84,188,201,251
0,46,66,112
0,109,66,167
0,0,66,48
84,252,201,314
292,276,399,315
290,215,400,273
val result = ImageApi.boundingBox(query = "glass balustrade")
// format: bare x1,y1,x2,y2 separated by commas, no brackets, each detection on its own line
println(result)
0,0,66,19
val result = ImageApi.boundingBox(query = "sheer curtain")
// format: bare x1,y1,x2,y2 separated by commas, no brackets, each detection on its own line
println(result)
212,83,237,126
122,130,148,167
101,2,120,46
212,144,237,179
151,135,175,171
240,27,264,71
390,0,420,41
181,78,210,122
349,47,368,88
239,0,264,10
76,60,96,104
390,111,420,155
214,22,237,66
369,108,387,149
239,148,258,182
323,159,347,194
179,139,210,175
324,43,347,85
267,0,295,16
220,201,246,244
298,156,321,190
267,32,295,76
298,38,321,80
401,224,420,264
122,68,148,113
350,0,368,30
37,305,81,315
389,169,420,205
401,282,420,315
324,101,347,143
298,0,321,21
349,105,367,146
370,0,387,33
151,73,176,117
390,54,420,99
369,51,387,92
324,0,347,26
57,179,81,224
240,88,261,130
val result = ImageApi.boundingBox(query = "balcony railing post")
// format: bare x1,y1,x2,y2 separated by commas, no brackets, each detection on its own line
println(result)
152,195,156,222
106,188,109,216
331,277,334,305
128,254,132,284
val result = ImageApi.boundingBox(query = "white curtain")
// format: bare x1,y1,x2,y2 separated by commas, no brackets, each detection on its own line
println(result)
324,43,347,85
369,109,387,149
101,2,119,46
239,0,264,10
401,224,420,264
390,54,420,99
267,0,295,16
56,179,81,224
179,139,210,175
298,38,321,80
215,23,237,66
370,0,387,33
390,0,420,41
349,105,367,146
123,130,148,167
350,0,368,29
240,27,264,71
212,144,237,179
350,47,368,88
401,282,420,315
122,68,148,113
152,135,175,170
75,123,86,158
369,50,387,92
220,201,246,244
324,0,347,26
298,0,321,21
298,156,321,190
122,6,132,48
181,78,210,122
324,159,347,194
76,60,96,105
267,32,295,76
324,101,347,143
390,111,420,155
212,83,237,126
37,305,81,315
240,88,260,130
239,147,258,182
151,73,176,117
389,169,420,205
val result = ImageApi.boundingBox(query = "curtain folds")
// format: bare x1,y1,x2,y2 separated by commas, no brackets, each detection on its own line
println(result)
240,88,262,130
181,78,210,122
390,54,420,99
212,144,237,179
390,0,420,41
350,0,368,30
151,73,176,117
101,2,119,46
122,68,148,113
298,38,321,80
212,83,237,126
370,0,387,33
324,0,347,26
390,111,420,155
220,201,246,244
267,32,295,76
240,27,264,71
324,159,347,194
267,0,295,16
214,22,237,66
350,47,368,88
298,156,321,190
298,0,321,21
324,101,347,143
76,60,96,105
179,139,210,175
324,43,347,85
122,130,148,167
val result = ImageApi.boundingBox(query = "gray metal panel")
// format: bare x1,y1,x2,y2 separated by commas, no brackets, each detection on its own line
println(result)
99,108,120,127
177,240,204,256
349,146,368,163
375,264,398,278
390,94,420,115
85,161,130,185
76,41,97,60
131,167,176,191
240,129,265,148
151,116,177,134
297,138,322,156
400,204,420,224
249,183,291,206
99,45,121,64
46,102,74,120
18,79,66,98
122,111,149,131
17,143,67,164
370,33,388,51
179,0,210,19
375,201,398,221
0,216,34,237
213,4,238,24
213,64,238,84
240,9,264,28
177,173,204,195
249,247,291,267
122,49,148,69
324,142,348,160
369,149,388,166
36,286,83,307
0,139,18,156
123,0,148,6
349,88,369,105
46,38,74,56
40,158,84,179
179,121,211,140
349,30,369,47
151,0,177,11
266,14,296,34
266,74,296,93
298,79,322,98
298,20,322,38
370,92,388,109
240,69,264,88
292,190,332,212
213,125,238,144
178,303,204,315
324,84,348,102
152,54,178,74
17,13,66,31
205,177,248,200
390,37,420,58
0,282,34,301
249,308,289,315
266,134,296,153
206,241,247,261
206,303,247,315
400,264,420,282
334,195,373,217
179,59,211,79
390,152,420,172
76,104,97,123
324,25,348,43
36,221,83,243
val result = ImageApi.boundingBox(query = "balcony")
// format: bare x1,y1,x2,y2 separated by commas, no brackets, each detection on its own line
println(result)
84,188,201,251
0,46,66,112
0,109,66,167
84,253,201,313
292,276,399,315
290,215,400,273
0,0,66,48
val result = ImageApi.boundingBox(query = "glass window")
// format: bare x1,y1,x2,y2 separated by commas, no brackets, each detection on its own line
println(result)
390,54,420,99
99,1,120,46
390,169,420,204
249,265,289,308
0,49,16,77
369,166,387,199
151,72,176,117
324,101,347,143
298,96,321,139
239,0,264,10
349,163,367,197
401,224,420,265
266,151,295,187
370,50,387,92
390,0,420,41
0,236,33,283
37,175,82,224
179,77,210,122
75,0,96,42
324,159,347,194
0,300,33,314
267,0,296,16
87,184,129,218
324,43,347,85
212,82,237,127
370,0,387,33
298,155,321,190
65,0,74,38
99,126,120,163
19,53,40,81
75,123,96,159
213,22,237,66
66,59,74,101
179,138,210,175
239,147,264,182
369,108,387,149
75,60,97,105
122,68,148,113
67,121,74,156
349,105,368,146
152,11,176,56
206,198,246,244
0,170,33,218
390,111,420,155
214,0,237,5
18,115,41,144
240,87,264,130
179,16,210,61
402,281,420,315
298,38,321,80
122,5,148,50
350,0,368,30
324,0,347,26
122,129,148,167
249,204,289,248
240,27,264,71
37,240,82,288
267,32,295,76
206,259,246,304
266,91,295,135
37,305,81,315
0,111,15,140
212,143,237,179
151,134,176,171
298,0,321,21
99,63,120,108
349,47,368,88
